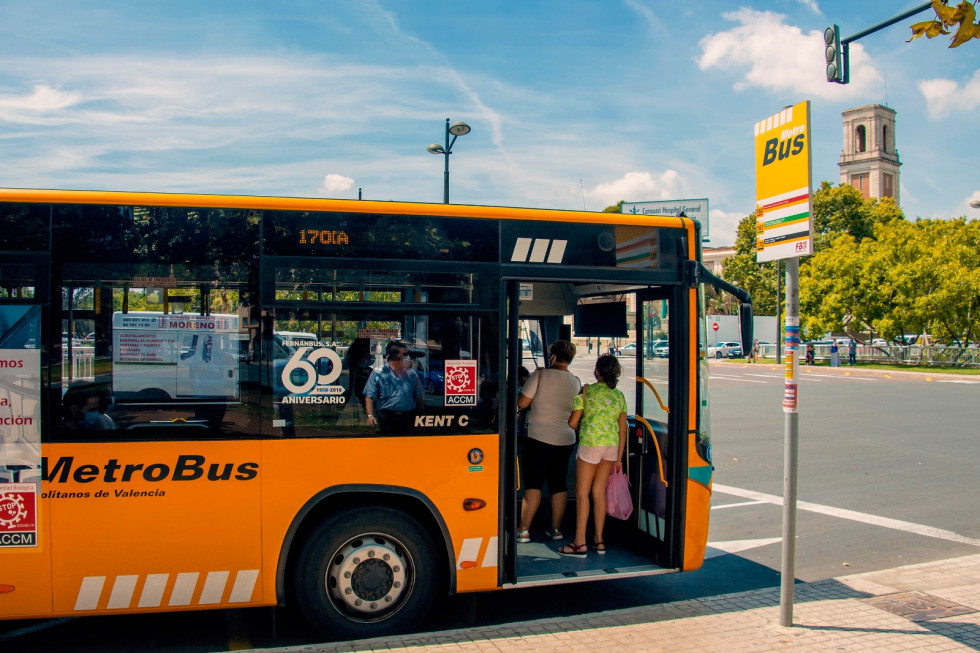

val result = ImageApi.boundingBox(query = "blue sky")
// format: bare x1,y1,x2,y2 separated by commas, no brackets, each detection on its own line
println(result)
1,0,978,245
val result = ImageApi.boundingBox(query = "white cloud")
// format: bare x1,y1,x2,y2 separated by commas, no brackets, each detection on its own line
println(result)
319,173,355,195
584,170,683,208
583,169,745,245
797,0,821,14
623,0,665,34
918,69,980,118
0,84,81,122
696,8,880,99
967,190,980,212
358,1,507,150
0,53,486,193
705,209,745,247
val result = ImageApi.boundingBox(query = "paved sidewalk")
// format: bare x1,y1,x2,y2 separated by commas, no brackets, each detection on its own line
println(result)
257,553,980,652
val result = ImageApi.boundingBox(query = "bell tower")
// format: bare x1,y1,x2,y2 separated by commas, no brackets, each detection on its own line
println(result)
838,104,901,204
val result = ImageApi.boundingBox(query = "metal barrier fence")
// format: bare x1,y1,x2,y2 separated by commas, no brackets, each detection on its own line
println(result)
756,343,980,368
63,349,96,381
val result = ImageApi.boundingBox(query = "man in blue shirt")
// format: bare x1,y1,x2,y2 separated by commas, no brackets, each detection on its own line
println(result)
363,341,424,434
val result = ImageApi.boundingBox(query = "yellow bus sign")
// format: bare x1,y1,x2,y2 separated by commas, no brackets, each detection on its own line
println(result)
754,100,813,262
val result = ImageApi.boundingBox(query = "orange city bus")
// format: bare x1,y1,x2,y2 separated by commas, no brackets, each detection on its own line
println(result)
0,188,751,639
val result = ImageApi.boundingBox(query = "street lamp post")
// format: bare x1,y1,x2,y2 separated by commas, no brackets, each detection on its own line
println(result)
426,118,471,203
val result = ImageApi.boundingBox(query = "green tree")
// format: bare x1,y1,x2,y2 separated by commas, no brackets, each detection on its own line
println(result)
801,218,980,344
899,218,980,344
799,232,872,338
602,201,624,213
810,181,903,250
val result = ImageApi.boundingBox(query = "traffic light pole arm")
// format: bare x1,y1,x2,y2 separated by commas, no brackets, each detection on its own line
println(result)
831,2,932,84
841,2,931,45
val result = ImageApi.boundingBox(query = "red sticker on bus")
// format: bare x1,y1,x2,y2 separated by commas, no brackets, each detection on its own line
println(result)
443,360,477,407
0,483,38,547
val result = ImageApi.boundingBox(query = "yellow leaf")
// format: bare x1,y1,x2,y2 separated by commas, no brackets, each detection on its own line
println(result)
933,0,959,25
949,1,980,47
908,19,950,41
950,22,980,46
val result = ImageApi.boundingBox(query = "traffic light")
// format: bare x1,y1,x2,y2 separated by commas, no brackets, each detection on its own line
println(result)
824,24,843,83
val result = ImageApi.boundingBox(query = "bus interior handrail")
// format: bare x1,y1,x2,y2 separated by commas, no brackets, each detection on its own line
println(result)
632,415,668,488
636,376,669,413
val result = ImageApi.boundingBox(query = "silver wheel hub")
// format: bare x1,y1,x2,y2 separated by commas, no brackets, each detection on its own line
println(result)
327,534,411,617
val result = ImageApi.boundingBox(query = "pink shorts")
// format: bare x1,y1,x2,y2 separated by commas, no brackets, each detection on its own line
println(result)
577,445,619,464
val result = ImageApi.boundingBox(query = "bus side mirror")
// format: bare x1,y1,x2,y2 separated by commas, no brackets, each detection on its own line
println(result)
739,303,753,355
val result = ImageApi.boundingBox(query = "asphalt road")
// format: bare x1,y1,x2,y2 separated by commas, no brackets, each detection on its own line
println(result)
4,359,979,651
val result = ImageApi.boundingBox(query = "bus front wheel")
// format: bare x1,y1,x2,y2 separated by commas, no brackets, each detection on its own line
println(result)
292,507,439,640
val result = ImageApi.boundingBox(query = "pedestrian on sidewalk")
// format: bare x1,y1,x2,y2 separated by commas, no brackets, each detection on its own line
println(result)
848,338,857,365
749,339,759,363
559,354,627,558
830,340,841,367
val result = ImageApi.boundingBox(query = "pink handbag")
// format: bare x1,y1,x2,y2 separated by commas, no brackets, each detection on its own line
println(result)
606,466,633,520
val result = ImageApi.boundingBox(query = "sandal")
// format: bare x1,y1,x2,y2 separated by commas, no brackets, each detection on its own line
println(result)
517,529,531,543
593,541,606,554
545,528,564,540
557,542,588,558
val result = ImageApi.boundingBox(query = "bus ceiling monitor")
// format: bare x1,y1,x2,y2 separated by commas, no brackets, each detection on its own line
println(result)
573,301,628,338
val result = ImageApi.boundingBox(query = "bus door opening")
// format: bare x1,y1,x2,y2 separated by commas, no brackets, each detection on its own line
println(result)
626,293,673,564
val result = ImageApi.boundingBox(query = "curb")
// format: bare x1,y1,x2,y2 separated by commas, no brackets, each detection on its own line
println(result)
712,358,979,382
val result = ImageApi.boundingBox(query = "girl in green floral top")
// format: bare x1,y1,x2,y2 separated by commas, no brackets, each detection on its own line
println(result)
557,354,627,557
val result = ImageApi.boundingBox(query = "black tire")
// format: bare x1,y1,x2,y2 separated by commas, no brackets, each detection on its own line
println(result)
715,351,722,359
137,388,171,400
292,507,440,640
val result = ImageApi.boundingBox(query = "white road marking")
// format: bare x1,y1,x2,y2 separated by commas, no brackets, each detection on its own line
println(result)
710,375,768,383
746,373,785,379
936,379,980,384
802,372,877,381
757,373,835,382
705,537,783,559
712,500,767,510
714,484,980,547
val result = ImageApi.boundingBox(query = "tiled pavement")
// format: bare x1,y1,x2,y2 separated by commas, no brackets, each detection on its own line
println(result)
254,553,980,652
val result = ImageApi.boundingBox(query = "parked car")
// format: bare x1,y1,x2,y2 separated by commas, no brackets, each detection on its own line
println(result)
619,343,637,354
415,358,445,394
652,340,670,358
708,341,741,359
946,340,978,349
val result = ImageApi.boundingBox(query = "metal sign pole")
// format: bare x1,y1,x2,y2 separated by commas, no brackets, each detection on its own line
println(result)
754,100,810,628
776,260,782,364
780,256,800,626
